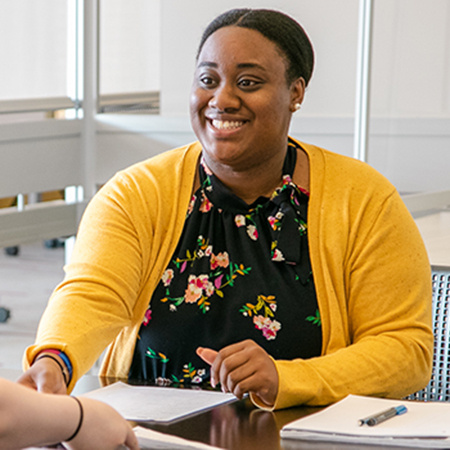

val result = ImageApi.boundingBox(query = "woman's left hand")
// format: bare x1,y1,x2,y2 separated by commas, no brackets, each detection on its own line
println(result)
196,340,278,407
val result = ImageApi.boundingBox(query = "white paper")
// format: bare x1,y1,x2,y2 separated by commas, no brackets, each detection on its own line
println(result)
134,426,223,449
22,426,223,450
281,394,450,448
82,381,236,422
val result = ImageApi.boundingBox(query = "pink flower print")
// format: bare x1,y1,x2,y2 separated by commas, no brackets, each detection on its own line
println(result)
235,214,246,228
253,315,268,330
192,375,203,384
268,216,277,229
184,274,211,303
185,275,204,303
269,303,277,312
205,280,215,297
282,174,292,184
272,248,285,262
262,320,281,340
210,251,230,270
246,224,258,241
187,195,196,215
205,245,213,257
162,268,174,287
143,308,152,326
199,193,213,213
253,315,281,340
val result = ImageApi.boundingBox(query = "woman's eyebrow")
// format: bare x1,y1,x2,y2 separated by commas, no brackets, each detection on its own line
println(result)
237,62,267,72
197,61,267,72
197,61,218,69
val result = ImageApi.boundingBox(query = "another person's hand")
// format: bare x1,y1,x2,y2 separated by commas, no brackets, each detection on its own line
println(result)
17,357,67,394
197,339,279,407
64,397,139,450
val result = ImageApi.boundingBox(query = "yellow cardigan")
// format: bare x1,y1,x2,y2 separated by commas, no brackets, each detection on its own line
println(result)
25,139,433,409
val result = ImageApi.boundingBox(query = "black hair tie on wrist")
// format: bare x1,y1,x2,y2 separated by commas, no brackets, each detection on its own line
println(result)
34,354,69,387
66,396,84,442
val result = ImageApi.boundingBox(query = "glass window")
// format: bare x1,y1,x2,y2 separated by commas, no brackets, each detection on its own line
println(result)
0,0,71,101
99,0,161,112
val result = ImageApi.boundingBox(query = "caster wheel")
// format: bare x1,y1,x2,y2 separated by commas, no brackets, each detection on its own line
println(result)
0,307,11,323
4,246,19,256
44,238,65,249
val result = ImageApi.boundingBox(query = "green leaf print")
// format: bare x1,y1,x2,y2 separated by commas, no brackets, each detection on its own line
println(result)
306,309,321,326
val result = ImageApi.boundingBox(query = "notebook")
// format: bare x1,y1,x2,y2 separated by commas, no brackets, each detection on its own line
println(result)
281,394,450,448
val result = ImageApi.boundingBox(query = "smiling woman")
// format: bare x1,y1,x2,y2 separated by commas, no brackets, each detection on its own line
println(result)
190,25,305,204
20,8,432,411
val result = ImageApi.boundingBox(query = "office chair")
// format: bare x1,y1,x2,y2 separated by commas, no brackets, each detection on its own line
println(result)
406,265,450,401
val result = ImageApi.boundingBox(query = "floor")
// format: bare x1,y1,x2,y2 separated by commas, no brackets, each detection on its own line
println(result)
0,242,65,371
1,210,449,374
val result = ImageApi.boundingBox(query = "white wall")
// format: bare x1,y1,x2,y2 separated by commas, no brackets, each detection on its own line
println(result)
0,0,69,100
159,0,450,119
1,0,449,248
159,0,360,117
96,0,450,193
2,0,450,204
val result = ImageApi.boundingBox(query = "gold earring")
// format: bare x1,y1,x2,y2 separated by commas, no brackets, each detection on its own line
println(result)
293,103,301,112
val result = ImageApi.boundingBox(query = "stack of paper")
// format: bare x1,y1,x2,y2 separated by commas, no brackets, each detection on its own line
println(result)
82,381,236,422
281,395,450,448
134,426,223,449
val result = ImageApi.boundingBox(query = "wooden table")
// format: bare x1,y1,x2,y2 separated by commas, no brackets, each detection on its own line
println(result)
2,369,416,450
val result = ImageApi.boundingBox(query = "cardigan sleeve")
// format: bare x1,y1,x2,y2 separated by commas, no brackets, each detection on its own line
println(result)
23,173,148,389
271,161,433,409
23,144,200,389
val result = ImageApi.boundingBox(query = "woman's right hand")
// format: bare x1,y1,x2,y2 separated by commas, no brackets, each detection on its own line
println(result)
65,397,139,450
17,357,67,394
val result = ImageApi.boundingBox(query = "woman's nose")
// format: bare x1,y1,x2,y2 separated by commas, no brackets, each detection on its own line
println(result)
208,84,241,112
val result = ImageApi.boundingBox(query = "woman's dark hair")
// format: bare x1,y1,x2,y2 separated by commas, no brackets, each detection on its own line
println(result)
196,8,314,87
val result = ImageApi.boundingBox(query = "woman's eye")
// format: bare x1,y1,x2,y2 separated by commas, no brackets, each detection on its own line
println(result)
199,76,215,87
238,79,259,88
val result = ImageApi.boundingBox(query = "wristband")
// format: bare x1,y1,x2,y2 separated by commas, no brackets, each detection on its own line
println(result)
56,351,73,383
65,397,84,442
34,354,69,387
35,349,73,385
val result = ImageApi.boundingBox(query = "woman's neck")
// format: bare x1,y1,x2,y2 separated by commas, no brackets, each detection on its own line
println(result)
192,147,310,204
204,153,286,205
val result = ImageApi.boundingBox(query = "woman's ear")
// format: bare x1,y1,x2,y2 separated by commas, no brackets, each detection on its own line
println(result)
290,77,306,112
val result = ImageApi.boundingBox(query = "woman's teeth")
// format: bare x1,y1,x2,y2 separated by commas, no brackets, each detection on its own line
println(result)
211,120,244,130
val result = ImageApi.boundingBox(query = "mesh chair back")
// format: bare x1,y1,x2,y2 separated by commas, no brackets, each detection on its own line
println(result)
406,265,450,401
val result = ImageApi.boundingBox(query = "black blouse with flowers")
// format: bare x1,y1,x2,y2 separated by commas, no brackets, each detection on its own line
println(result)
129,138,322,385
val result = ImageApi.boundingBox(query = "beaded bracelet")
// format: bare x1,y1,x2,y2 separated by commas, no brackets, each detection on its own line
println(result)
34,354,69,387
65,397,84,442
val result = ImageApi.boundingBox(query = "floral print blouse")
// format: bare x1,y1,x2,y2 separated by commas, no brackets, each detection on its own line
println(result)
129,139,322,386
